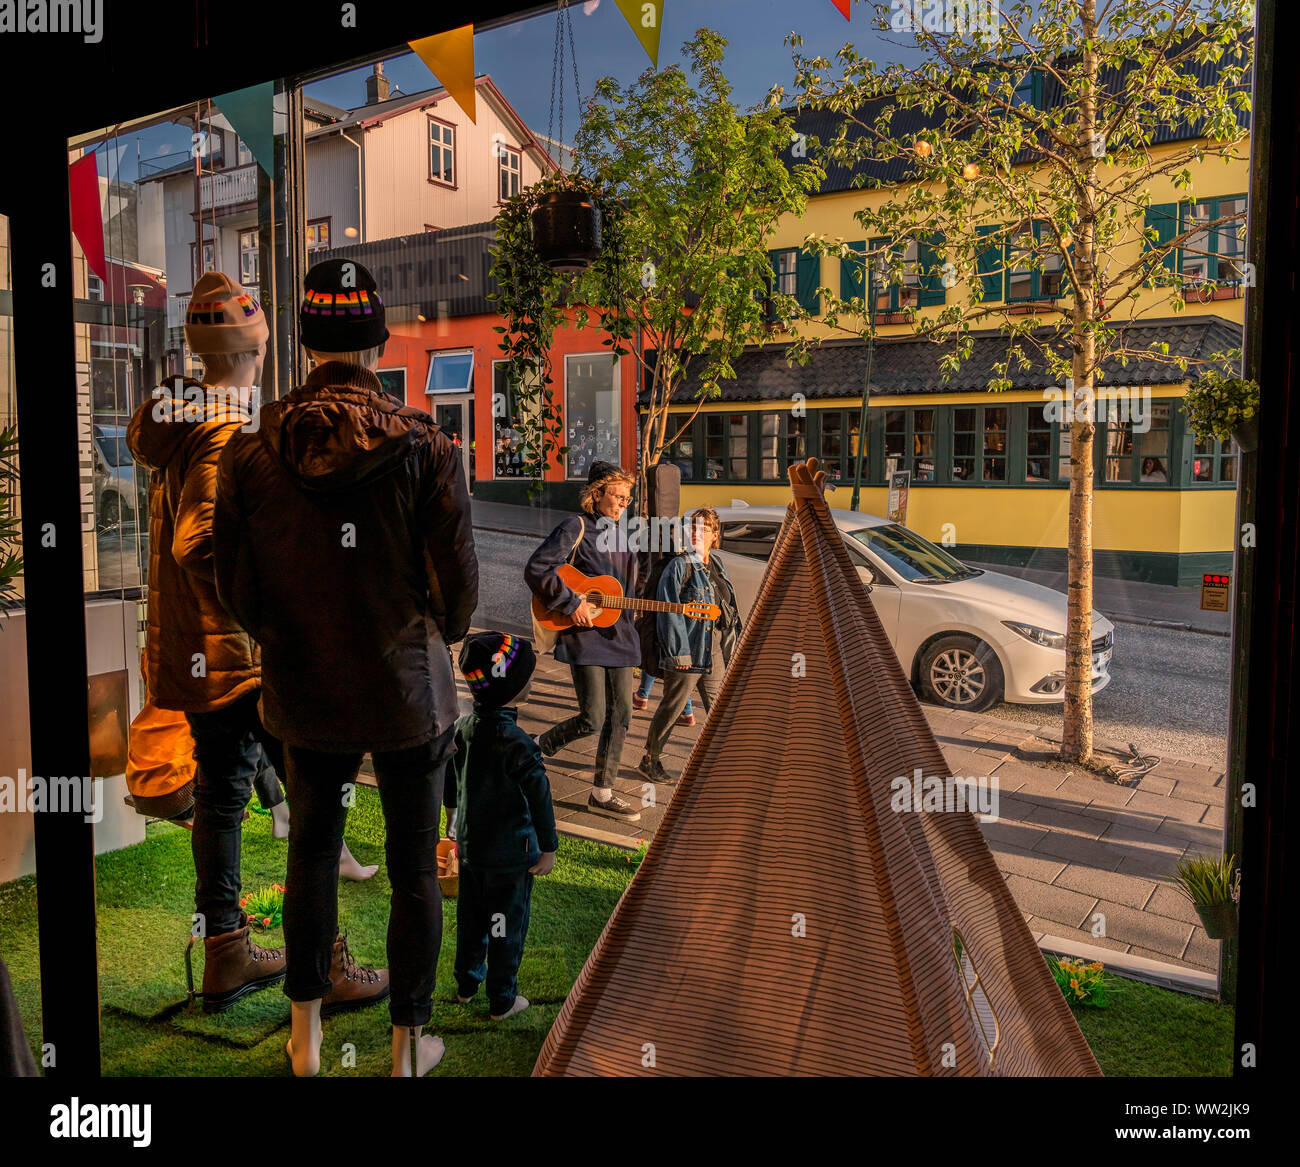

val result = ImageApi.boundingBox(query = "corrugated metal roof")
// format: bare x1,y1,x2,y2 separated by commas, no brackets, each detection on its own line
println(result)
645,315,1242,403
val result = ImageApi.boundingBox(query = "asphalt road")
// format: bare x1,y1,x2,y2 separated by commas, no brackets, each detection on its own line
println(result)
472,529,1232,770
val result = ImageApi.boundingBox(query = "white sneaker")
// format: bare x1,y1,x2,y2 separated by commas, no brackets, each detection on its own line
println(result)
491,995,530,1021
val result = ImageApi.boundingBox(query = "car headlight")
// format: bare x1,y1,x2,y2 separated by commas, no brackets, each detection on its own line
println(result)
1001,621,1066,650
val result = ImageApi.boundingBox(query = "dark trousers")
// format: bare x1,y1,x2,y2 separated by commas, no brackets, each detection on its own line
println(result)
645,633,721,758
454,865,534,1015
281,727,456,1027
186,689,285,937
541,664,633,788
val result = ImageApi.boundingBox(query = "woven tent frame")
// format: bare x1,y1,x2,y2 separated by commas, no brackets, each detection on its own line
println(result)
534,458,1101,1076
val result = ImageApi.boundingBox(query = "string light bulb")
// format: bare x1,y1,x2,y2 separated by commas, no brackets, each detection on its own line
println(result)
962,162,980,180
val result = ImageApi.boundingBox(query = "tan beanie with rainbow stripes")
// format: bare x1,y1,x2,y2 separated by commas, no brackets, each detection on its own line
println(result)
184,271,269,355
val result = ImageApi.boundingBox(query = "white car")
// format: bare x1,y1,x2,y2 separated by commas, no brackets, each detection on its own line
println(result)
711,504,1114,713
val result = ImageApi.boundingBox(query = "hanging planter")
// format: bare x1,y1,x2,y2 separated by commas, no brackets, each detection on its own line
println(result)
1183,371,1260,451
531,187,603,272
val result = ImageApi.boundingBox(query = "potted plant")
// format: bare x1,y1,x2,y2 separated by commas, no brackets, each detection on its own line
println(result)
1183,371,1261,453
530,180,603,272
1173,853,1240,940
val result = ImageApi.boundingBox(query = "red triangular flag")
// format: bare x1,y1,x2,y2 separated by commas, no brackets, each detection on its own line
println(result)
831,0,851,18
69,154,107,283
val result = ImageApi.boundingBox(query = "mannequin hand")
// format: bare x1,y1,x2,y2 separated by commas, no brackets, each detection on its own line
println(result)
529,852,556,876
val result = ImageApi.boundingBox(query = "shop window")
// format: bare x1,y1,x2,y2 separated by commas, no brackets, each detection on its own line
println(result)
240,229,260,290
1101,398,1171,485
816,410,862,483
1190,436,1238,486
662,412,697,481
493,360,540,478
758,410,807,480
427,349,474,393
565,354,620,481
307,219,331,254
498,146,521,201
704,413,750,481
429,119,456,186
952,405,1007,483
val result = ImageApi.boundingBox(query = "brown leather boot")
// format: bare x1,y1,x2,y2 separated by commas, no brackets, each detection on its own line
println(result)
200,925,286,1013
320,934,390,1017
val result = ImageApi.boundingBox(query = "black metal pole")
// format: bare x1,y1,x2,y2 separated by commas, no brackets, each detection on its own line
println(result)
850,326,875,512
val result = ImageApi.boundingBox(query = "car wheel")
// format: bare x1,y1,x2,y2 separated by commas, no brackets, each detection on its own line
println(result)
919,634,1004,713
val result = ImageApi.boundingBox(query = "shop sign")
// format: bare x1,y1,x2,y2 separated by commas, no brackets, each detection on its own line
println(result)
77,360,96,532
887,470,911,524
1200,572,1231,612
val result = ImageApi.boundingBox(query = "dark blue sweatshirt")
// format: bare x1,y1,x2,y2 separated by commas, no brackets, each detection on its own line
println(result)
524,512,640,667
445,705,559,871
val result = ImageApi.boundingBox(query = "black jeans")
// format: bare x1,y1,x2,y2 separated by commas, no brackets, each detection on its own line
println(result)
186,689,285,938
541,664,633,788
645,639,720,758
281,726,456,1028
454,866,533,1015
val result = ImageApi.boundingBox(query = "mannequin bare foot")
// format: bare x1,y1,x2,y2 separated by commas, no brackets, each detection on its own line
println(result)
339,840,378,882
287,1000,322,1077
270,800,290,840
391,1025,445,1077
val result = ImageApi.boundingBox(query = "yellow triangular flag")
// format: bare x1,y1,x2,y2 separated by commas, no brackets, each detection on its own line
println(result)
615,0,664,69
409,24,477,123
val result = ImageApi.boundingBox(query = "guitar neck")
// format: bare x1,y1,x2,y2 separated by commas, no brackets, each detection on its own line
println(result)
586,593,695,616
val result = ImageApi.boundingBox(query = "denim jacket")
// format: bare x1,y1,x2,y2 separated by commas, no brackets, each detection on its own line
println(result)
655,551,740,674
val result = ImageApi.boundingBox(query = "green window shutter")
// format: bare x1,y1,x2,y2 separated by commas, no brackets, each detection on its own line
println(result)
975,225,1001,301
1144,203,1179,277
796,249,821,314
917,234,946,307
841,240,866,300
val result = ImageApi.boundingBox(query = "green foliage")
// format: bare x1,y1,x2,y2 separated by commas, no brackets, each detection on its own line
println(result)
1174,852,1240,907
490,28,822,504
1183,371,1259,443
0,425,22,613
239,883,285,930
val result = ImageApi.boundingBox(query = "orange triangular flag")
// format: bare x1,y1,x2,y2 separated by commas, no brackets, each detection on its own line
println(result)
409,24,477,124
831,0,851,19
615,1,664,69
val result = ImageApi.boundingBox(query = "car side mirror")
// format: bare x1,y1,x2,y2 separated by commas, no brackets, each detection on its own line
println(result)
857,564,875,591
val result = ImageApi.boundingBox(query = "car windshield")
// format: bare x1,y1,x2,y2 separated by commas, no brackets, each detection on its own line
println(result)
849,524,981,583
96,431,132,467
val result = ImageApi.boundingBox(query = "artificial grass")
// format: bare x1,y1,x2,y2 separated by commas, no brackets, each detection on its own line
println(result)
0,786,1233,1076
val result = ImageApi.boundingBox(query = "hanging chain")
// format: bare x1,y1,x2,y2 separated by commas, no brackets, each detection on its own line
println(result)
545,0,582,168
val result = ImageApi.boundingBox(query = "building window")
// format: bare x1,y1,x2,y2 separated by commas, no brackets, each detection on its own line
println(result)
883,407,936,482
565,354,620,480
1180,195,1247,282
870,236,946,312
772,249,798,297
492,360,540,478
498,146,521,201
1025,404,1053,482
704,413,750,481
239,229,259,289
429,119,456,186
758,411,807,480
376,368,406,397
814,410,862,482
1100,398,1171,485
426,349,475,393
952,405,1007,482
87,274,104,301
1005,221,1064,302
306,219,331,254
237,137,252,167
192,240,215,285
1190,435,1238,485
662,412,698,482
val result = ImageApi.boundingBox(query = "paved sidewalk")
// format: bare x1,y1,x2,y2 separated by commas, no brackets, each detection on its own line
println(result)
461,639,1225,981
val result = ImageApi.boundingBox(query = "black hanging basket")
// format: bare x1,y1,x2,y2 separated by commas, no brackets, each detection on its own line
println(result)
1231,415,1258,453
530,189,603,272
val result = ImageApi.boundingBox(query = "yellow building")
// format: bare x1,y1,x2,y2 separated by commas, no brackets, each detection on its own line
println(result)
656,108,1247,585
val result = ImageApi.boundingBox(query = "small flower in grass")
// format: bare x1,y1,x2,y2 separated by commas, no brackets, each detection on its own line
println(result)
263,917,271,927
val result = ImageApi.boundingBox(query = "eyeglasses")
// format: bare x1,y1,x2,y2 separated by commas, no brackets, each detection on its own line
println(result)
605,492,632,504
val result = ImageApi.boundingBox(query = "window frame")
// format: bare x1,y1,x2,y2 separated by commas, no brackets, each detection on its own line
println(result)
661,411,700,482
702,411,753,483
1095,395,1175,488
497,145,521,202
883,406,941,484
564,352,621,481
948,403,1011,485
425,348,475,395
306,217,331,254
756,409,809,481
1178,193,1248,283
427,116,457,188
492,359,541,479
1004,220,1065,303
239,228,259,290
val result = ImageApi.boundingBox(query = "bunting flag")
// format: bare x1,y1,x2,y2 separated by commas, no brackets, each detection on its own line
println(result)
615,0,664,69
212,81,276,176
831,0,851,17
409,24,477,124
68,153,106,283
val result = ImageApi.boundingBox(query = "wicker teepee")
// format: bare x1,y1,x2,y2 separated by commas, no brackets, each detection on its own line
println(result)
534,458,1101,1076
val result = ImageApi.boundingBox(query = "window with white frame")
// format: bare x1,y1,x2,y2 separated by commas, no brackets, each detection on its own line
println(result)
426,349,474,394
565,354,621,480
498,146,521,201
87,274,104,301
240,229,259,289
192,240,215,285
429,120,456,185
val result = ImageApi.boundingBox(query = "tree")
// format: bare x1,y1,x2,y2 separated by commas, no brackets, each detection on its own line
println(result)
492,28,822,511
788,0,1252,762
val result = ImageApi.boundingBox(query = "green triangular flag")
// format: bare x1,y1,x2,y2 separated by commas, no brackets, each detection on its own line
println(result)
615,0,664,69
213,81,275,176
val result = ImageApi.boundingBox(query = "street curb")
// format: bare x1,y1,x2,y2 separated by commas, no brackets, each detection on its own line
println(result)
1036,932,1219,998
1108,614,1229,638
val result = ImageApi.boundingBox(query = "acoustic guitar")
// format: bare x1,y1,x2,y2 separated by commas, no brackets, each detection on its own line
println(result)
531,563,720,631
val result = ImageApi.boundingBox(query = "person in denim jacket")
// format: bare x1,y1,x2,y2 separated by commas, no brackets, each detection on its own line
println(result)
638,507,740,785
